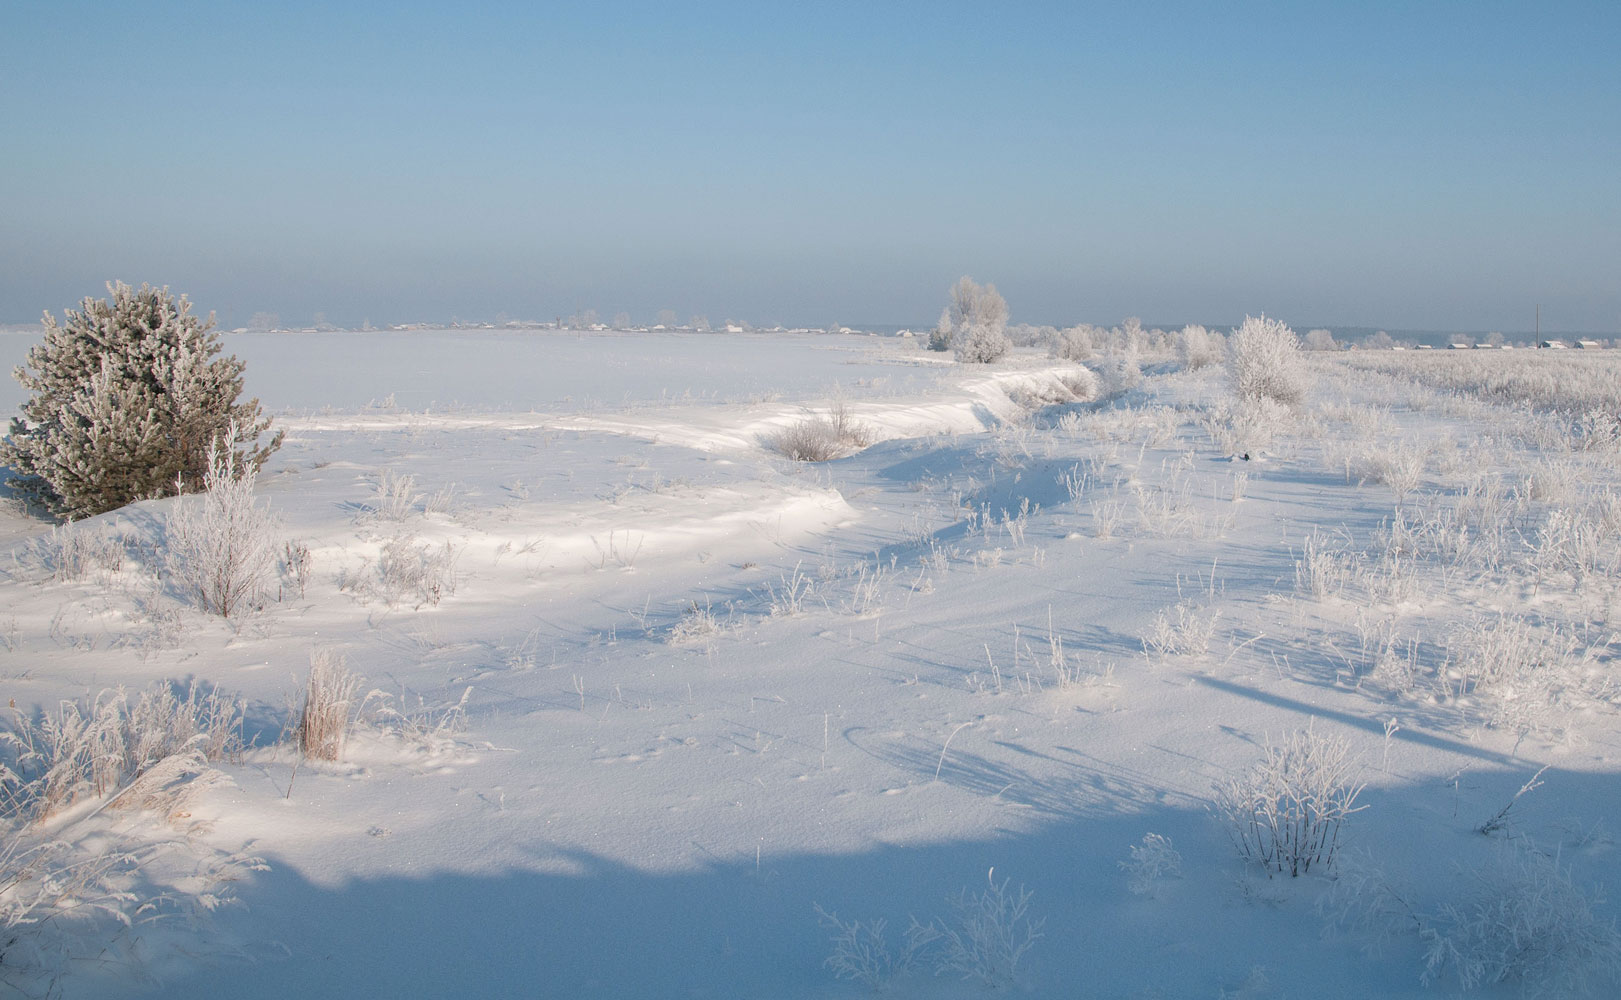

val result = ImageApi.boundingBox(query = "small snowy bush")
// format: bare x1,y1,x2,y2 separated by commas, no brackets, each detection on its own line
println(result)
1049,325,1096,361
32,519,125,582
765,403,872,461
1214,727,1365,877
934,870,1044,986
1,282,280,517
814,904,939,990
164,437,279,617
1096,353,1143,398
943,277,1011,364
296,650,360,761
1226,315,1307,409
1121,833,1183,896
0,682,244,823
1422,844,1621,998
1177,324,1225,370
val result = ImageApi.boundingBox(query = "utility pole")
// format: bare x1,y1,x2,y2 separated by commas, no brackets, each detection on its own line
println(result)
1535,304,1540,345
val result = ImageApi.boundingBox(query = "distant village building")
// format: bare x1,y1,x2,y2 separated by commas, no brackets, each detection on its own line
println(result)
1540,340,1568,349
1575,339,1601,349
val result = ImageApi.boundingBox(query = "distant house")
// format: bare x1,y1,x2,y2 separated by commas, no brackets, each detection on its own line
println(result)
1575,339,1601,349
1540,340,1568,349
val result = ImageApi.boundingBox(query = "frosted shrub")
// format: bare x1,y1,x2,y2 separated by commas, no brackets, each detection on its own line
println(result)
1176,324,1224,370
1049,325,1096,361
1096,353,1142,398
0,682,244,822
955,324,1013,364
1214,727,1365,877
367,468,422,521
1121,833,1183,896
1227,315,1307,409
934,870,1044,986
296,650,360,761
1422,844,1621,998
1,282,280,517
1142,601,1220,659
164,438,279,617
814,904,939,990
33,519,125,582
945,277,1011,364
666,599,727,645
765,403,872,461
375,536,459,608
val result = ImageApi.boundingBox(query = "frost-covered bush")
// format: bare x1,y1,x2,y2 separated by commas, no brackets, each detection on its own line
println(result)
814,904,939,990
1303,328,1340,351
943,277,1011,363
1121,833,1183,896
1214,727,1364,876
1422,845,1621,998
927,307,954,352
164,438,279,617
0,682,244,823
2,282,281,518
1096,352,1143,398
765,403,872,461
955,324,1014,364
935,871,1044,986
1176,324,1225,370
1226,314,1307,409
1049,325,1097,361
296,650,360,761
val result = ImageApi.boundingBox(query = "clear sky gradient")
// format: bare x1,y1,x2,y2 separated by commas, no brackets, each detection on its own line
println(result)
3,1,1617,332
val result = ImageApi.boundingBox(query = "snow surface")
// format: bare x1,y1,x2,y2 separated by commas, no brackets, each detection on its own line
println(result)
2,330,1619,998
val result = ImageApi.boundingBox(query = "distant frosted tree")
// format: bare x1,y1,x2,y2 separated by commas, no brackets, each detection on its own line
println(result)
691,315,711,332
1364,330,1397,350
248,311,279,332
1303,329,1340,351
613,312,632,330
581,309,600,328
945,277,1011,363
656,308,677,328
1176,324,1224,369
1049,324,1096,361
2,282,281,518
1227,314,1307,408
928,307,954,352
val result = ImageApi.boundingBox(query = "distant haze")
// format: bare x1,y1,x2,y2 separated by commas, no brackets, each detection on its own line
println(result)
2,2,1616,333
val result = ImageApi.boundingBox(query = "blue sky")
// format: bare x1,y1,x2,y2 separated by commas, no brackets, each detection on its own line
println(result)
3,1,1617,332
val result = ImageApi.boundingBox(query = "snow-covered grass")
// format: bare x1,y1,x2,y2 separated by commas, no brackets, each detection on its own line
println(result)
1,329,1620,997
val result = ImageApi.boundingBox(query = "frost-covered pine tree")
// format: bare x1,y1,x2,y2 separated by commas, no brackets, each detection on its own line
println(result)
2,282,282,518
945,276,1012,363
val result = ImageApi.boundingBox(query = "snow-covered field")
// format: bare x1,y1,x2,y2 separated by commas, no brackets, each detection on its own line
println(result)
3,330,1620,998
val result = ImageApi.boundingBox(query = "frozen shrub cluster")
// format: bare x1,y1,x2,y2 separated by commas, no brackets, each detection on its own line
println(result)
1226,314,1307,409
1421,845,1621,997
1176,324,1225,369
765,403,872,461
2,282,280,518
1214,727,1365,877
1142,601,1221,659
1096,352,1143,398
296,649,360,761
1049,324,1097,361
817,870,1042,991
942,276,1011,363
0,682,244,823
164,437,279,617
31,519,126,582
1121,833,1183,896
814,904,939,991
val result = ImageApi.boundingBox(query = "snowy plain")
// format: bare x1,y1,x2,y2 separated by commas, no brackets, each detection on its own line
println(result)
2,329,1620,998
